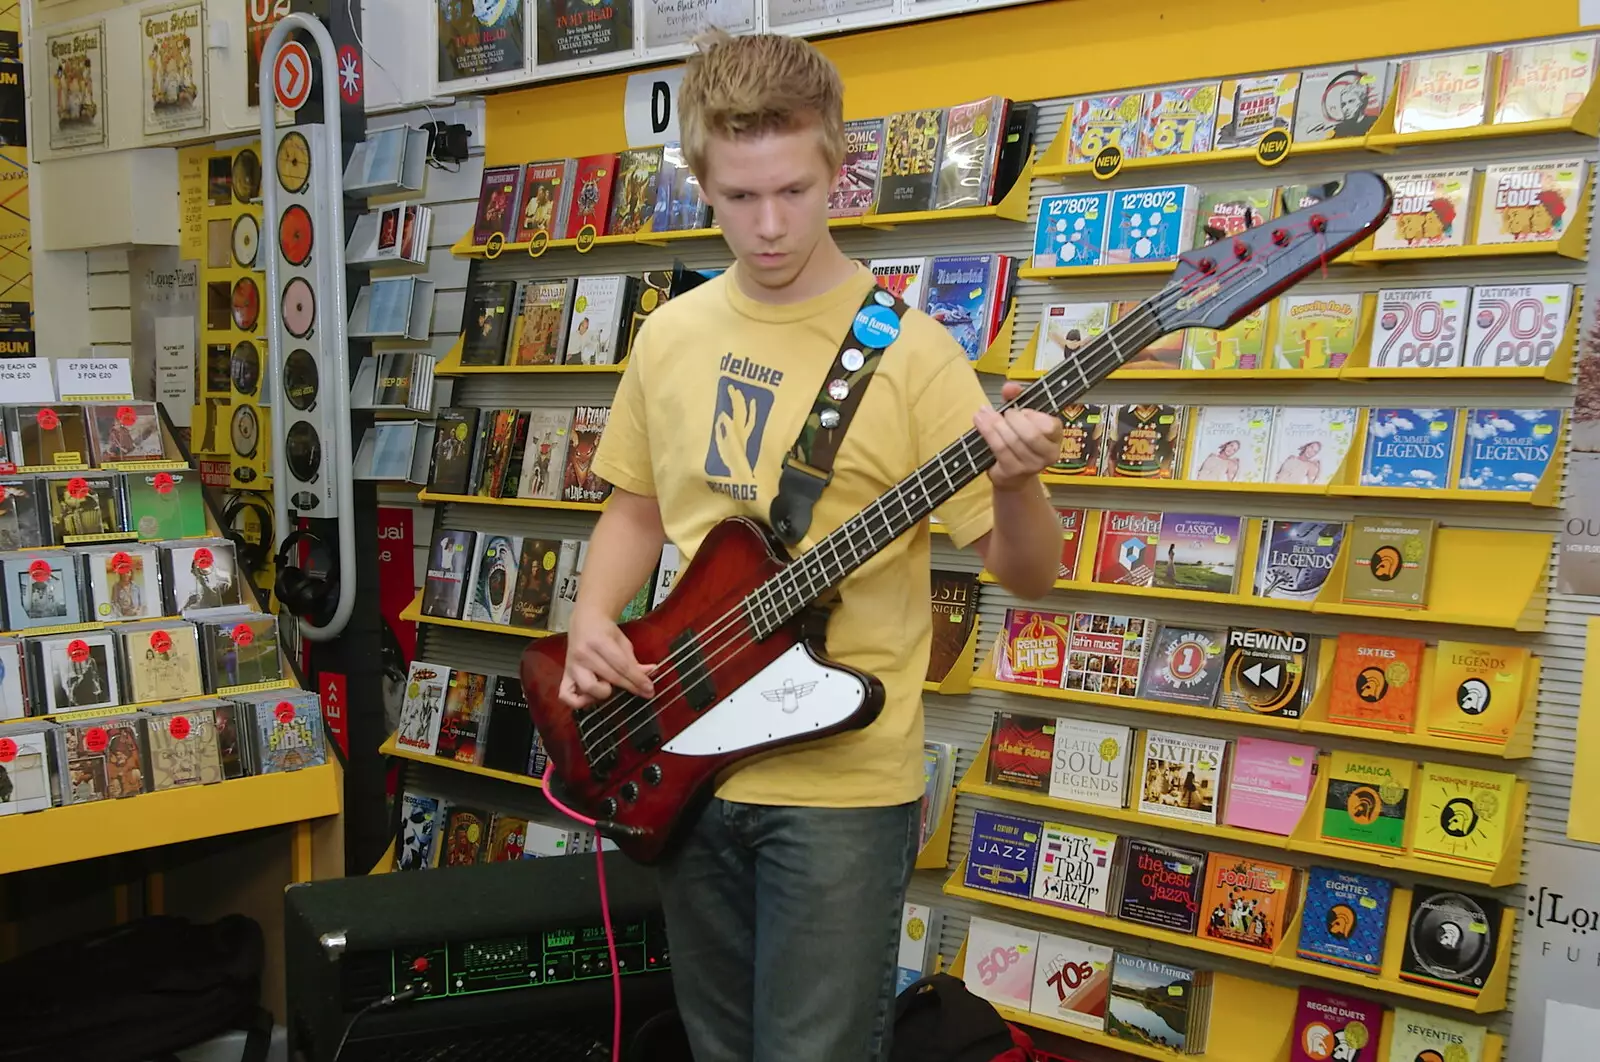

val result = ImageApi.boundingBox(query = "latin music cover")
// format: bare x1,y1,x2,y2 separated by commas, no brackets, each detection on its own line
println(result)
562,405,611,503
1138,82,1219,156
1215,627,1316,718
422,529,475,619
471,165,522,246
1274,292,1362,369
1151,512,1244,593
146,704,223,790
1459,407,1563,492
0,477,46,550
86,402,164,464
1104,404,1183,479
514,158,576,242
1137,625,1226,707
1395,50,1492,133
1116,839,1207,933
1032,302,1109,374
1214,73,1299,150
1222,736,1317,835
1185,406,1274,484
1136,729,1228,826
1030,933,1113,1029
1475,159,1587,244
567,153,618,237
984,710,1055,793
536,0,633,65
921,254,1000,361
1107,954,1207,1054
936,96,1007,210
1048,718,1132,807
45,472,124,542
1033,822,1119,914
1320,750,1413,851
963,809,1043,899
995,608,1072,688
1033,192,1109,268
35,630,120,713
1399,886,1501,995
1389,1008,1487,1062
1091,509,1160,587
466,533,521,625
120,622,204,703
398,661,451,755
8,404,89,467
4,550,84,630
1047,404,1106,476
1464,284,1571,368
1360,407,1460,489
1373,168,1472,249
1106,184,1199,263
878,109,945,214
510,537,561,630
1064,611,1149,699
1193,185,1275,245
1054,506,1086,582
437,0,526,83
927,569,978,683
607,147,662,236
1297,867,1393,973
1181,304,1270,370
868,257,927,307
1412,762,1515,869
1264,406,1357,486
1290,989,1384,1062
1111,300,1185,371
1324,633,1427,735
1495,38,1599,123
1069,93,1144,164
458,279,517,366
1253,519,1345,601
565,275,631,366
46,23,107,151
396,792,442,870
1295,62,1393,141
507,279,573,366
435,669,492,765
830,117,884,218
1200,855,1296,951
1426,640,1530,745
86,545,162,622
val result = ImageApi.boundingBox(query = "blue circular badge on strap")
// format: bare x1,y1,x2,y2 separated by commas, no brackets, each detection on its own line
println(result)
852,304,901,349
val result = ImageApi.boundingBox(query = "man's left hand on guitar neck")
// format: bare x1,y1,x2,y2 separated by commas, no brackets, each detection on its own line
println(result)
970,380,1065,600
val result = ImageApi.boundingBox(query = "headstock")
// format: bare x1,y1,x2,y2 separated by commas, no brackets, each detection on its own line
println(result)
1152,172,1392,334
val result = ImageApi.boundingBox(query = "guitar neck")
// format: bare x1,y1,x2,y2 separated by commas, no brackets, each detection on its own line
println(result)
745,298,1171,637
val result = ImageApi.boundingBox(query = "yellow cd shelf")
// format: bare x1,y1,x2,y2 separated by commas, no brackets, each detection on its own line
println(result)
434,334,630,376
0,762,342,876
399,589,553,640
416,489,609,512
1018,261,1177,280
1365,80,1600,148
1039,472,1328,496
380,732,545,789
970,305,1021,376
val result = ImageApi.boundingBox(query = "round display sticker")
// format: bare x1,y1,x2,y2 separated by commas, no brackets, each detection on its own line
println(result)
28,559,51,583
840,348,865,372
0,737,15,763
851,304,901,349
233,623,255,647
274,701,296,724
194,547,214,570
84,727,108,753
111,551,133,575
115,406,137,427
67,477,89,500
169,715,191,740
36,408,59,431
67,639,90,663
150,629,172,654
153,472,175,495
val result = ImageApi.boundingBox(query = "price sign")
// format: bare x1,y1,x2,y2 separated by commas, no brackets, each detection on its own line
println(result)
57,358,133,401
169,715,191,740
0,358,57,403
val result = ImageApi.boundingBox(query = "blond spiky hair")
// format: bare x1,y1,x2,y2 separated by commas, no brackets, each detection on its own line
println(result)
678,30,845,177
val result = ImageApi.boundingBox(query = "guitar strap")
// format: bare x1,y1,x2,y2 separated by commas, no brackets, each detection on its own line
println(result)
769,284,909,547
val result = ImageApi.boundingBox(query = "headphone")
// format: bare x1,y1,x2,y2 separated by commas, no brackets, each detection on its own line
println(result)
221,491,275,575
275,527,339,620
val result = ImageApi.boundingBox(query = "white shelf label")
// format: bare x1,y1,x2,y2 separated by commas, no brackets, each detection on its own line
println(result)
0,358,57,403
57,358,133,400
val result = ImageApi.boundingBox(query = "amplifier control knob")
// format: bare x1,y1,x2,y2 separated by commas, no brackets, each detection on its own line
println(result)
643,764,663,786
620,782,640,803
600,798,619,818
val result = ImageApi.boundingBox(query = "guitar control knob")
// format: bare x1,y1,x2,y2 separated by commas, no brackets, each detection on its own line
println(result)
643,764,663,786
620,782,640,803
600,798,619,818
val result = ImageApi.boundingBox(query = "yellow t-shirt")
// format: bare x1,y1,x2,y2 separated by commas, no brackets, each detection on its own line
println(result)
591,263,994,808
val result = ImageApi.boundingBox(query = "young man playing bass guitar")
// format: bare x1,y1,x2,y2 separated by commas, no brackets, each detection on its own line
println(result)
561,31,1064,1062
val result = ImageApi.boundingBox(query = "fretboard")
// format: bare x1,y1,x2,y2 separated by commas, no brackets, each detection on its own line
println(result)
744,297,1172,638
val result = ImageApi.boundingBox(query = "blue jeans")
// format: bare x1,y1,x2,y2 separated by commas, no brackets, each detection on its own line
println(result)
656,797,920,1062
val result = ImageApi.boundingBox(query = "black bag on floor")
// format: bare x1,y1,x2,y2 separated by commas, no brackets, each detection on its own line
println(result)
0,913,270,1062
890,973,1035,1062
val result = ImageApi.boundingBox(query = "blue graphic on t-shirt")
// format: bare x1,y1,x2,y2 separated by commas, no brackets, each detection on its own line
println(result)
704,373,776,495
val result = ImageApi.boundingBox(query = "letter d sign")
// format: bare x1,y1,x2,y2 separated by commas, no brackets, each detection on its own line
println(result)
624,67,686,147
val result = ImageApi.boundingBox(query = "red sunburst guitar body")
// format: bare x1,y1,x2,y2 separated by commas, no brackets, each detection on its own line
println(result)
521,517,886,863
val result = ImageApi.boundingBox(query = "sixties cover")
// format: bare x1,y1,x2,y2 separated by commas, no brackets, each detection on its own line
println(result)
1463,284,1571,368
1151,512,1244,594
1297,867,1394,973
1373,168,1473,250
1456,407,1562,491
1068,93,1144,163
1063,612,1150,699
878,109,945,213
1274,292,1363,370
1136,729,1228,825
1327,632,1425,732
1032,193,1110,268
1474,159,1587,244
1185,406,1275,484
830,117,885,218
1367,286,1469,370
1252,519,1345,601
1137,625,1227,707
1116,839,1207,933
1214,73,1299,149
1395,51,1493,132
1294,62,1393,141
1264,406,1357,486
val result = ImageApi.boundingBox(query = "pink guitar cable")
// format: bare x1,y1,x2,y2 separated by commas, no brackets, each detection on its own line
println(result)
541,761,625,1062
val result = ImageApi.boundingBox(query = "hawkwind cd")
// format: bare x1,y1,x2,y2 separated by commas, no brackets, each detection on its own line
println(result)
231,214,260,269
231,341,260,396
284,350,318,411
277,132,311,195
232,148,262,203
231,278,260,332
286,421,322,482
279,204,313,267
282,277,315,339
230,406,260,459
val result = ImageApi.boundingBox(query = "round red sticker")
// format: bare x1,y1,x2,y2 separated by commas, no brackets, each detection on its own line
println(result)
0,487,9,503
150,629,172,654
232,623,254,647
194,547,214,570
84,727,108,753
274,701,296,724
67,639,90,663
67,477,89,500
111,551,133,575
28,559,51,583
115,406,136,426
169,716,191,740
153,472,175,495
36,408,58,431
0,738,15,763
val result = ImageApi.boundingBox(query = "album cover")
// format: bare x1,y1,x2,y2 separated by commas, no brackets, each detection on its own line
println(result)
1412,762,1515,869
396,791,442,870
516,407,573,501
1091,509,1161,587
1193,186,1275,245
1106,185,1200,264
1032,822,1119,913
963,917,1038,1010
1032,193,1109,269
1395,51,1492,133
84,545,163,622
1029,933,1113,1029
564,275,632,366
160,539,242,613
397,660,451,755
1390,1010,1488,1062
1328,632,1425,733
1048,718,1132,808
1426,641,1531,745
58,715,145,802
984,711,1056,792
1343,515,1436,608
471,165,521,246
936,96,1007,210
1368,287,1469,370
1137,625,1226,706
1136,729,1228,825
1104,404,1184,478
0,638,27,720
1215,627,1316,718
1199,855,1296,952
1048,404,1107,476
145,703,223,789
994,609,1073,688
458,280,517,366
1069,93,1144,163
921,254,1002,361
486,814,530,862
1032,303,1109,374
1252,519,1344,602
1116,839,1207,933
562,406,611,503
608,147,663,236
1320,751,1414,851
0,477,46,550
1475,159,1587,244
3,550,85,630
1399,886,1501,995
1464,284,1572,369
830,117,884,218
1495,38,1599,123
44,472,125,542
1215,73,1298,149
8,404,89,467
1264,406,1358,486
548,539,585,634
1054,507,1087,582
867,258,927,306
1274,292,1363,370
1290,989,1385,1062
1107,954,1208,1054
878,109,945,213
510,538,562,631
927,570,979,684
1223,736,1318,835
1294,61,1393,141
483,675,535,776
964,809,1043,899
1457,407,1563,492
121,621,204,702
466,533,521,626
1373,168,1473,250
212,700,247,779
34,630,121,713
435,669,492,765
202,614,281,689
1183,407,1273,484
0,725,54,814
421,529,475,620
236,690,327,773
428,409,480,496
507,279,573,366
1139,82,1219,156
1063,611,1149,699
513,158,575,241
1151,512,1244,594
123,470,208,541
1297,867,1394,973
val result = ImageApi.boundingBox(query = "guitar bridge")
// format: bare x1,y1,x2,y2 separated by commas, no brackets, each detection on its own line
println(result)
671,630,716,713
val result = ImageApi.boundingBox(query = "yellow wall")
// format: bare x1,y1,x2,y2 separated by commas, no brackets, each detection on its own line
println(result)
486,0,1587,162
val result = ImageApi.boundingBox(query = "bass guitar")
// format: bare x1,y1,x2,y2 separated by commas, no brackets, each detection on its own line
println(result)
522,171,1392,863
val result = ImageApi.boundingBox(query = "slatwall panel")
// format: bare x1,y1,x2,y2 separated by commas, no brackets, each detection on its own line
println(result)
86,248,132,353
403,42,1600,1025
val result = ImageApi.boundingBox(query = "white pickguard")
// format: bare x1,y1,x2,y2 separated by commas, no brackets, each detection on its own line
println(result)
660,643,867,756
